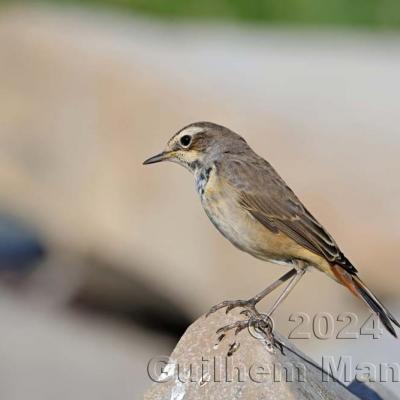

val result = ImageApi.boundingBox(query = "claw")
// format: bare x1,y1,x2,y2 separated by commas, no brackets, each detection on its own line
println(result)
240,309,252,318
216,326,225,335
217,333,226,343
216,324,229,335
206,306,217,318
225,305,234,314
207,299,258,318
235,324,246,335
227,341,240,357
216,319,249,336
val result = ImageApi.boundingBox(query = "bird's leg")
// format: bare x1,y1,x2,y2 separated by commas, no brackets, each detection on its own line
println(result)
250,268,298,304
248,269,305,343
212,269,306,346
265,268,306,317
206,268,297,317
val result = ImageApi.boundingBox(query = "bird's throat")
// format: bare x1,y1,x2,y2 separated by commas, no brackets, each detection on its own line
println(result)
195,165,213,197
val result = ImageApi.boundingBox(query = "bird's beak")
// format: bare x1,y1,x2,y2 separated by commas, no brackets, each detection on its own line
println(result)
143,151,171,165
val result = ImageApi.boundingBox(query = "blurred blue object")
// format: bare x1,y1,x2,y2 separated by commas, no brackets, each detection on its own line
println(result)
348,379,399,400
0,215,45,271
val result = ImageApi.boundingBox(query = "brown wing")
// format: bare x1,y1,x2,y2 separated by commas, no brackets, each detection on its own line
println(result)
221,157,357,274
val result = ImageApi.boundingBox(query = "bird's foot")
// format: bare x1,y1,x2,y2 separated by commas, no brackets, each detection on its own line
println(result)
213,319,249,356
214,313,276,355
249,314,276,352
216,318,251,337
222,313,274,339
206,298,257,317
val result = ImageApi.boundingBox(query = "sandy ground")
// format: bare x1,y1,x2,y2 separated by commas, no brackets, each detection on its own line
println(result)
0,4,399,397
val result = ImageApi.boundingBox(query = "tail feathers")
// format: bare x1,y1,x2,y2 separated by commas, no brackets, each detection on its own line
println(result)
353,275,400,329
332,265,399,338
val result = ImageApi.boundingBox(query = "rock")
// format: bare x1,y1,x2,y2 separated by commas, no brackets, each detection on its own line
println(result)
144,309,359,399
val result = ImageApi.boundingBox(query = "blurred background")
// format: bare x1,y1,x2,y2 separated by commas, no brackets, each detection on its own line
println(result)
0,0,399,398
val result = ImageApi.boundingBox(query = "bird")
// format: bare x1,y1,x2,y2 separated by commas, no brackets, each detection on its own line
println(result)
143,121,399,338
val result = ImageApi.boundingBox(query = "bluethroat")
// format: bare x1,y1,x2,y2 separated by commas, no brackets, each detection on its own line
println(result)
144,122,399,338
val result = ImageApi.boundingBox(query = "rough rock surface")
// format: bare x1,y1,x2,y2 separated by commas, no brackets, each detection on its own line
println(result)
144,309,359,399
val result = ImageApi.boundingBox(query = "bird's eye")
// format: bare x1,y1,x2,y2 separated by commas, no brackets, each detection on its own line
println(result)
180,135,192,147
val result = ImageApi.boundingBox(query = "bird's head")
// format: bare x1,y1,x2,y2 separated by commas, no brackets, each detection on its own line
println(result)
143,121,249,172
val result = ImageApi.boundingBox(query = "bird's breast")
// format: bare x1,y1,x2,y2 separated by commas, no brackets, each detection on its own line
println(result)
197,168,290,262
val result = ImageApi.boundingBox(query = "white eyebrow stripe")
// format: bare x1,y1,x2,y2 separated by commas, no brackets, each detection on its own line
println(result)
179,126,205,136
